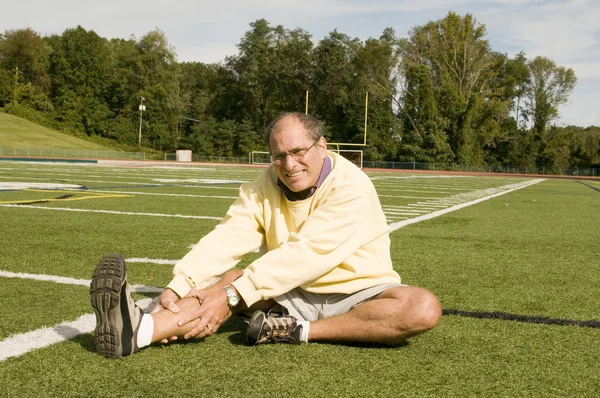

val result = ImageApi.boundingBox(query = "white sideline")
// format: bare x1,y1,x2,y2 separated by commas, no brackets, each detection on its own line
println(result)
0,298,156,362
0,177,545,361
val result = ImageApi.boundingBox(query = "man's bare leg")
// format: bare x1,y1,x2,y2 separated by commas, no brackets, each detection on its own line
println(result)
307,286,441,345
149,296,276,344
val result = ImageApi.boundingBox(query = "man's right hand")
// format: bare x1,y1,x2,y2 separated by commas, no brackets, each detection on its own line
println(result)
151,288,181,315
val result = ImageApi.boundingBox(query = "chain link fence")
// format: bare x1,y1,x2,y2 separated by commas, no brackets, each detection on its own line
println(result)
361,161,598,177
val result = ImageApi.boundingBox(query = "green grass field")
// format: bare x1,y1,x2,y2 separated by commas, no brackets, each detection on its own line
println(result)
0,161,599,397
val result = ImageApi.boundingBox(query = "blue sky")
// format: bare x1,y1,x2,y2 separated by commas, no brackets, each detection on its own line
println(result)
3,0,599,127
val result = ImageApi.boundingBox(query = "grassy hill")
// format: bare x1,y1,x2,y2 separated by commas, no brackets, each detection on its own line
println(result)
0,112,113,151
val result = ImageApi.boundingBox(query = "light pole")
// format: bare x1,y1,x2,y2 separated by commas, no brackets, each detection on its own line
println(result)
138,96,146,149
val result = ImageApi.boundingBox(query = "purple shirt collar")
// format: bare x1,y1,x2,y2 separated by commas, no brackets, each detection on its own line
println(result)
277,155,332,201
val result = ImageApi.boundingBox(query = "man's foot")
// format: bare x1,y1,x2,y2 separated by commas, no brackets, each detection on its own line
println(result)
90,253,143,359
245,310,303,345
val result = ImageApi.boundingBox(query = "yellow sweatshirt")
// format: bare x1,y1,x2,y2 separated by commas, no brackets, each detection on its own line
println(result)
167,152,401,307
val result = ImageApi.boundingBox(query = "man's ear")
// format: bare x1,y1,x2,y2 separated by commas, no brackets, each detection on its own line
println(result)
318,137,327,152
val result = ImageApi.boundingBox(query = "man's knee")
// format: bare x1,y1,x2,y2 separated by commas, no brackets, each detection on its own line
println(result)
411,288,442,332
383,286,441,335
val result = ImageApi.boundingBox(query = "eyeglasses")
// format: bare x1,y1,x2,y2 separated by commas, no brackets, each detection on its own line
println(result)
270,137,322,165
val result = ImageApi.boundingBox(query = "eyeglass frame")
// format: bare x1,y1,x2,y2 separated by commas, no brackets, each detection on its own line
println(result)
270,136,323,165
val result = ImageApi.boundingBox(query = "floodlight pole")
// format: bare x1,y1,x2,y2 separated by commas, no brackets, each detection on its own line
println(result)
138,96,146,149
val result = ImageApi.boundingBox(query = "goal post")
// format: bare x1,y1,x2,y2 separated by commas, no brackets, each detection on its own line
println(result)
250,151,271,165
331,149,363,169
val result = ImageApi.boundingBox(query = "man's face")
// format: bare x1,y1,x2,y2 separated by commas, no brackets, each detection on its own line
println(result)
269,116,327,192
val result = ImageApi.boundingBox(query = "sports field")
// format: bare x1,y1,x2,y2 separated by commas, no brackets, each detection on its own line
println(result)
0,160,598,397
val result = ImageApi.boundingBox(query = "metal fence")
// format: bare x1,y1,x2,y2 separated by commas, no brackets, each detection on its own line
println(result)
0,146,145,160
362,161,599,177
183,155,599,177
8,147,596,176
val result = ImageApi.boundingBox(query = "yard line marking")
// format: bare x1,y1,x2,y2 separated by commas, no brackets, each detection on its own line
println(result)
370,175,472,180
0,182,83,190
376,189,454,194
0,297,156,362
0,175,242,189
378,195,434,199
0,270,163,293
389,179,545,231
126,258,178,265
86,189,237,200
383,206,427,214
0,204,223,220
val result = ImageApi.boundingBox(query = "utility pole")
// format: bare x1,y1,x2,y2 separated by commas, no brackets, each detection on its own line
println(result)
138,97,146,149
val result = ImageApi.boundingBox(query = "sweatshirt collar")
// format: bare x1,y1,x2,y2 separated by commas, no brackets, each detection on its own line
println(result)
277,155,332,201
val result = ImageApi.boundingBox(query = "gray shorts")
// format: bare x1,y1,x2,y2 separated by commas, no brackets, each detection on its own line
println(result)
273,283,404,322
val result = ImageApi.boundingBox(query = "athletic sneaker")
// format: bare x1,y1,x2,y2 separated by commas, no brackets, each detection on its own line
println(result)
90,253,144,359
245,310,303,345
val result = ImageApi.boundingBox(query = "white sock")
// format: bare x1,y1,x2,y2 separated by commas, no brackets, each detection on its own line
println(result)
297,320,310,343
136,314,154,349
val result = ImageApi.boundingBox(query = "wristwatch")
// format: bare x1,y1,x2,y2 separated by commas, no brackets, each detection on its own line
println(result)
224,285,241,308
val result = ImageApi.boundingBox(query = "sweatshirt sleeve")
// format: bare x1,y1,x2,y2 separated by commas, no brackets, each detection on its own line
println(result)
232,173,378,306
166,179,266,298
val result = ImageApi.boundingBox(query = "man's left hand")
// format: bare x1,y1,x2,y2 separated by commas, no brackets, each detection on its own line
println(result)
177,285,232,339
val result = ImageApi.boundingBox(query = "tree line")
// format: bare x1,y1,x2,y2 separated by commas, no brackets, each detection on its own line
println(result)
0,12,598,171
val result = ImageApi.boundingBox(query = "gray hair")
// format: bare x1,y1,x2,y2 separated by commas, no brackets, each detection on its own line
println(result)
265,112,323,145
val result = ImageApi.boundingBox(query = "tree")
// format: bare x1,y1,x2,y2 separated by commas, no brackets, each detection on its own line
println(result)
311,30,360,141
47,26,113,134
400,12,500,164
351,30,401,160
222,19,314,133
524,56,576,139
0,28,52,109
131,29,181,149
399,64,453,162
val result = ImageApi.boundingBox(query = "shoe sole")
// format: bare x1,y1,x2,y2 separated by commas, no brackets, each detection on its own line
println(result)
245,311,267,345
90,253,129,359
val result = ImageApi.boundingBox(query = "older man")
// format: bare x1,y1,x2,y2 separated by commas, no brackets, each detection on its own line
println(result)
90,112,441,359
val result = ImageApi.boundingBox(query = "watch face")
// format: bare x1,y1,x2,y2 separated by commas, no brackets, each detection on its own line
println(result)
229,296,240,307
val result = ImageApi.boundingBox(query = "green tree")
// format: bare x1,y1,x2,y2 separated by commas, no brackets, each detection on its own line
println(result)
311,30,360,140
399,64,452,162
524,56,577,139
47,26,112,134
0,28,52,109
351,30,401,160
400,12,500,164
131,29,181,149
222,19,313,132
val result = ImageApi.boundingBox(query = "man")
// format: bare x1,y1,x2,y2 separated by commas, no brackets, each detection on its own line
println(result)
90,112,441,359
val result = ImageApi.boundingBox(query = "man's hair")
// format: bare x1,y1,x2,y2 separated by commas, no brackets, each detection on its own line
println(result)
265,112,323,146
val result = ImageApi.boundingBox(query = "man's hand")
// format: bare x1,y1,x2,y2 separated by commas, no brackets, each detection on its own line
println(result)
150,288,182,344
177,284,232,340
151,288,181,315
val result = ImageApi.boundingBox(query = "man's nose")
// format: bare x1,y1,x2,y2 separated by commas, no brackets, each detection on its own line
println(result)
283,153,299,169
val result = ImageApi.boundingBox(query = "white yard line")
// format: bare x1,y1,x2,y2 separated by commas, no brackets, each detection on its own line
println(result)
370,175,472,180
0,297,156,362
0,177,545,361
126,258,178,265
86,189,237,200
0,204,223,220
389,178,544,231
0,270,163,293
